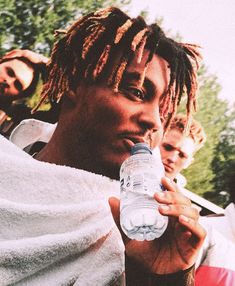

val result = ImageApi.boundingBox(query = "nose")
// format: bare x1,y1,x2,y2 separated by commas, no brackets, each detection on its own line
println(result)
138,103,162,131
5,76,14,86
138,103,163,147
167,151,178,163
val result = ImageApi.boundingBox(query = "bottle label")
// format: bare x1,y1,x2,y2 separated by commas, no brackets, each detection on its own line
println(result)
120,171,162,196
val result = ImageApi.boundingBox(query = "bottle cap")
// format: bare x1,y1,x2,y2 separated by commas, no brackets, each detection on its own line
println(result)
131,143,152,155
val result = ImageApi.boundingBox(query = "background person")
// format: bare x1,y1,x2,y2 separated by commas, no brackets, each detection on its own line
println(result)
159,113,206,185
0,50,59,137
1,7,206,285
157,113,235,285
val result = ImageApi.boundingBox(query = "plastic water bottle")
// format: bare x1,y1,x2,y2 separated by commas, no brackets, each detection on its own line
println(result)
120,143,168,241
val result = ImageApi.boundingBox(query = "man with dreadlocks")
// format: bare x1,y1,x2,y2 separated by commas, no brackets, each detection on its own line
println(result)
0,7,206,285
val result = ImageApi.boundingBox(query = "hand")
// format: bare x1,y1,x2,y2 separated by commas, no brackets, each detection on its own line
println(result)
3,49,48,65
109,177,206,274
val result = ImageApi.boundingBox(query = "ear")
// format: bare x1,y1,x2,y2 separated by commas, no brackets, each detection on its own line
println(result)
183,156,194,169
66,90,77,105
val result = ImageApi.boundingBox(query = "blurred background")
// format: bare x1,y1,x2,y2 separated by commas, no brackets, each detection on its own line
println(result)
0,0,234,207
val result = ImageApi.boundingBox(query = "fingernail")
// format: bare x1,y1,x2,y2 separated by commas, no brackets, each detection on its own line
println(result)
180,215,189,222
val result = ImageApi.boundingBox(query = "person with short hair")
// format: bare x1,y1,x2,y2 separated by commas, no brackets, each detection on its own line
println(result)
159,113,206,184
158,113,235,285
0,7,206,285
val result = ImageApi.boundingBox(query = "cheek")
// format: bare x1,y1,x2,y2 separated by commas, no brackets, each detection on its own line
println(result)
159,146,167,159
92,100,128,127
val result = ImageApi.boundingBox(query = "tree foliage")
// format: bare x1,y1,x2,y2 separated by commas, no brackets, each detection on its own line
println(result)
0,0,130,56
181,65,231,199
208,111,235,207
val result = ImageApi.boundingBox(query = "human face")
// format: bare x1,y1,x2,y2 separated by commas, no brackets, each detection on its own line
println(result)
160,129,196,179
61,50,170,179
0,59,33,99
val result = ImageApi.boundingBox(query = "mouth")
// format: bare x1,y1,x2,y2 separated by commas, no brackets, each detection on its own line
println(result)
163,163,174,173
120,133,151,150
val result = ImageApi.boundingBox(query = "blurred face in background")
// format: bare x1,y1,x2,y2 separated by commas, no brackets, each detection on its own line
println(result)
0,59,34,100
160,129,196,179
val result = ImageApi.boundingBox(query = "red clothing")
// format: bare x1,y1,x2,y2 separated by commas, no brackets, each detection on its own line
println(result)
196,265,235,286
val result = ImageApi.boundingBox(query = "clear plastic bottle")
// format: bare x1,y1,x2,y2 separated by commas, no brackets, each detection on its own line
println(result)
120,143,168,241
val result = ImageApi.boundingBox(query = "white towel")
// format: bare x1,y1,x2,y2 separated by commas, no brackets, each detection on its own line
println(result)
0,135,124,286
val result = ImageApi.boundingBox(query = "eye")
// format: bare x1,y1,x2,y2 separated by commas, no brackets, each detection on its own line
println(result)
6,67,15,78
163,144,173,151
14,80,23,91
125,87,146,101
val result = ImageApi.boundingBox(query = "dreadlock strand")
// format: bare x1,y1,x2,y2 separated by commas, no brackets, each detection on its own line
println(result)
113,59,128,92
114,19,133,44
93,45,111,79
182,43,202,69
31,90,48,113
136,34,148,63
82,26,106,59
131,28,148,51
137,64,148,89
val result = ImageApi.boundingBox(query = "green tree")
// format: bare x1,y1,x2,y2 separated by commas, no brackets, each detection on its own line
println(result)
181,65,229,197
0,0,130,56
208,111,235,207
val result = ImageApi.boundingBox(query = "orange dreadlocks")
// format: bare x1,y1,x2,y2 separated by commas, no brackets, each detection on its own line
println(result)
34,7,201,129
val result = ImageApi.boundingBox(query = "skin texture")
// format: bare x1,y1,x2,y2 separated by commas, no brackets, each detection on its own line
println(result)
0,59,33,98
160,129,196,179
36,49,206,275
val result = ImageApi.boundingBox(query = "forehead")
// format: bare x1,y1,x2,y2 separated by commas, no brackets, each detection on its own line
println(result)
125,50,170,94
163,129,196,155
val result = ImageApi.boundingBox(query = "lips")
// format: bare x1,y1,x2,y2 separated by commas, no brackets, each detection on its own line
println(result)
121,133,150,144
163,163,174,173
120,133,150,152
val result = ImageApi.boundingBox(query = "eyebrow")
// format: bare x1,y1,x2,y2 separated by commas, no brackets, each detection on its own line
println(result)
122,71,156,97
163,143,189,158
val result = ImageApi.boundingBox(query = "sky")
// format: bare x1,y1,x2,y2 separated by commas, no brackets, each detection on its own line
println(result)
126,0,235,107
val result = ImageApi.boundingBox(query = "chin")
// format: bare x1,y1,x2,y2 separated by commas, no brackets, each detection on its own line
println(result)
101,156,126,180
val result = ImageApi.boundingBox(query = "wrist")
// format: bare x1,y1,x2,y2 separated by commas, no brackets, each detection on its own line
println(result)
125,255,195,286
150,264,195,285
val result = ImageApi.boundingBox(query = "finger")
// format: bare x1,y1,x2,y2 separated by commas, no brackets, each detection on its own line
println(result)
154,191,191,206
159,204,199,220
178,215,207,249
161,177,181,193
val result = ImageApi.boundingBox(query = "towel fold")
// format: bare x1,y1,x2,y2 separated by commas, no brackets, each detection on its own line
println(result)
0,135,124,286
